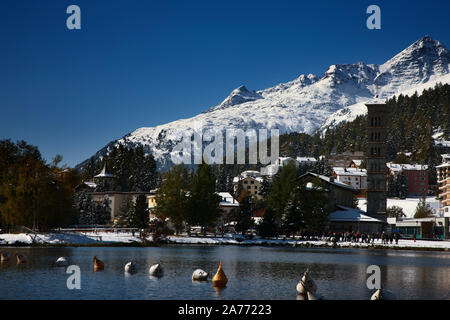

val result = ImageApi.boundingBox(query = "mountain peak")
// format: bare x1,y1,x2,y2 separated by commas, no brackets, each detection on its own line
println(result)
81,37,450,171
205,85,263,112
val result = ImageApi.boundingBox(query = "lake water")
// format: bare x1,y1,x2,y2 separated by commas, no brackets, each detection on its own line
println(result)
0,245,449,300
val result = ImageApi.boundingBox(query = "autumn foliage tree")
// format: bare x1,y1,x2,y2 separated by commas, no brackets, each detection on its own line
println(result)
0,140,79,231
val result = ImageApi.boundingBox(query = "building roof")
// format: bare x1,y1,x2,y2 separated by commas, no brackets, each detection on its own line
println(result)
350,159,362,166
387,162,428,172
333,167,367,177
260,164,282,176
94,164,117,178
233,170,263,183
217,192,239,207
297,157,317,163
329,206,384,223
299,172,358,192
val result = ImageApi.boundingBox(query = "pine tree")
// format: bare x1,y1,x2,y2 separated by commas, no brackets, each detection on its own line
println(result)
256,208,278,238
133,194,150,229
414,197,434,218
386,206,406,218
233,194,254,236
186,163,222,234
155,165,189,234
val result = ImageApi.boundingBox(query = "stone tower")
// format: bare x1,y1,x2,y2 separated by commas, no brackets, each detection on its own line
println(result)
366,102,388,221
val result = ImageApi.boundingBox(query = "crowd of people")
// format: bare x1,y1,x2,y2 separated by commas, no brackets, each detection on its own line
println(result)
326,231,401,245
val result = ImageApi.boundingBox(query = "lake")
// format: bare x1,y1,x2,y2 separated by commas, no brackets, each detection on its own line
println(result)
0,245,449,300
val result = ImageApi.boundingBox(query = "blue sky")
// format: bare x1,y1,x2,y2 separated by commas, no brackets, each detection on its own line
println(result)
1,0,450,167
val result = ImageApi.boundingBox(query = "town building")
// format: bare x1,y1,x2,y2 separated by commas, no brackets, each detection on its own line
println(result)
91,191,157,224
296,157,317,166
93,164,117,191
329,206,384,233
333,167,367,198
260,156,317,177
298,172,358,209
217,192,239,216
349,160,362,168
326,151,365,168
77,165,158,224
233,170,263,201
387,162,429,196
437,154,450,217
298,172,384,232
388,216,449,240
366,102,388,221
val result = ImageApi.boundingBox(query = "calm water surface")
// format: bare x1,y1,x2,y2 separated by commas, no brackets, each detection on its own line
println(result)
0,245,449,300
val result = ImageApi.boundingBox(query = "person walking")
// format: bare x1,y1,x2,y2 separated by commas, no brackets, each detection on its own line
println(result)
394,232,399,245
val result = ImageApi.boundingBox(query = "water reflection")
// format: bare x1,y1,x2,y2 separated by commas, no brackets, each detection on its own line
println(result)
0,246,449,300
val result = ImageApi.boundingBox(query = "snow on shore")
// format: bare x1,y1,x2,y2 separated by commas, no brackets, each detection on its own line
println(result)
1,232,449,250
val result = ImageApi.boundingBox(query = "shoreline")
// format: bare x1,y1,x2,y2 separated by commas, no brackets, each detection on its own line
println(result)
1,232,449,252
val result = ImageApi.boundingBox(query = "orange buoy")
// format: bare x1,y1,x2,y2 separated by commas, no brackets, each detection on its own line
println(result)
212,261,228,288
93,256,104,271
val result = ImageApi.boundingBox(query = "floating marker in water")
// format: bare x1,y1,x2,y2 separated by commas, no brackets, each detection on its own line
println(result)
370,288,396,300
124,261,137,274
192,269,208,281
55,257,68,267
212,261,227,288
149,263,163,277
296,269,317,295
93,256,104,271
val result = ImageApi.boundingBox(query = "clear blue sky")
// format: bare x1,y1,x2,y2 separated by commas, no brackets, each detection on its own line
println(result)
1,0,450,167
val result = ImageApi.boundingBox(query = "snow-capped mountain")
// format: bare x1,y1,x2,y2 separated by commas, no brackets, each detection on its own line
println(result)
79,36,450,171
320,36,450,131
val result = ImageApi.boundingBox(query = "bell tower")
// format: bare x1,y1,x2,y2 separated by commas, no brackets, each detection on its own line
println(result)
366,101,388,221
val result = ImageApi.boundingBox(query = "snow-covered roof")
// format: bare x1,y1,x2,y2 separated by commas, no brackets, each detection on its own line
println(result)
297,157,317,163
94,164,116,178
84,181,97,188
240,170,261,178
300,172,357,191
233,170,263,183
217,192,239,207
333,167,367,177
260,164,281,176
330,206,384,223
350,159,362,166
387,162,428,172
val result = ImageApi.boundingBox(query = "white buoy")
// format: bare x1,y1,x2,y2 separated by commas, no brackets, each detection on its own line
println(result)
125,261,137,274
296,269,317,295
192,269,209,281
370,288,396,300
149,263,163,277
55,257,68,267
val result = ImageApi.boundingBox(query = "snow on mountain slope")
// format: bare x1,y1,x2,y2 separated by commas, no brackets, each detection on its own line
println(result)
79,36,450,170
319,72,450,132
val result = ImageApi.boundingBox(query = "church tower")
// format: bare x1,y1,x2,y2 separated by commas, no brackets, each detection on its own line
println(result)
366,101,388,221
